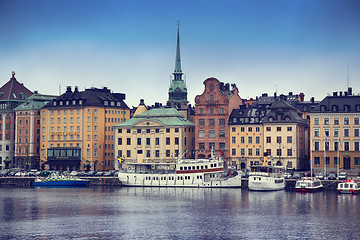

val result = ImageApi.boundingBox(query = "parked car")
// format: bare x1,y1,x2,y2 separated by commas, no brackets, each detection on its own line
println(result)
95,171,104,176
316,172,325,180
339,172,347,180
283,172,292,179
104,170,116,177
86,171,95,176
292,172,304,179
328,173,337,180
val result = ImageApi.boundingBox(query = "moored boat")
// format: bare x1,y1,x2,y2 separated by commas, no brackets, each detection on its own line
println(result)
118,153,241,188
34,173,89,187
248,165,285,191
337,180,360,194
295,178,323,192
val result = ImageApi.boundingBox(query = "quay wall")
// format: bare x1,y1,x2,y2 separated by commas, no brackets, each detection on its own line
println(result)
0,177,122,187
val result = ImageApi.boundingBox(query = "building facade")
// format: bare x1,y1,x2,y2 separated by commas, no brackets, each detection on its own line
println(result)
40,86,130,171
309,88,360,173
114,108,195,167
14,92,56,170
194,77,242,161
0,72,33,169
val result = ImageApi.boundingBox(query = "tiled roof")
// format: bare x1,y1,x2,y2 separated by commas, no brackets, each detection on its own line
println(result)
114,107,195,128
0,73,33,101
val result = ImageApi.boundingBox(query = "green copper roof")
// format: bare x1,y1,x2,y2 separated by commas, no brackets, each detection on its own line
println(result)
14,94,56,110
114,108,195,128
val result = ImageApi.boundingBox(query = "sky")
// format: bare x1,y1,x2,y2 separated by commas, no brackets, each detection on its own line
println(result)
0,0,359,108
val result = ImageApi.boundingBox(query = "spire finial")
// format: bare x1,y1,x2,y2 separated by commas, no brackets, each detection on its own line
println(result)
12,71,15,78
174,21,182,74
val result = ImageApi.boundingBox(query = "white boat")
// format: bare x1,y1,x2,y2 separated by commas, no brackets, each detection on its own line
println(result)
337,180,360,194
248,165,285,191
295,178,323,192
118,154,242,188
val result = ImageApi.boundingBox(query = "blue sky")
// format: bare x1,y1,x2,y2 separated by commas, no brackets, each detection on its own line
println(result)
1,0,359,107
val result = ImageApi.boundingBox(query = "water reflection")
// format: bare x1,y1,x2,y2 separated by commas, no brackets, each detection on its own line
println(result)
0,188,359,239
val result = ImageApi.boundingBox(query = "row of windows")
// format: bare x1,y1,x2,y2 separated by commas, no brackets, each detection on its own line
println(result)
117,127,192,134
313,141,360,151
231,148,263,156
266,136,293,144
199,118,226,126
231,126,262,132
198,107,225,115
199,130,225,138
45,109,127,115
315,128,359,138
179,164,216,171
314,117,359,125
144,175,203,181
198,142,225,150
319,104,360,112
313,157,360,165
232,136,262,144
118,149,181,158
118,137,183,146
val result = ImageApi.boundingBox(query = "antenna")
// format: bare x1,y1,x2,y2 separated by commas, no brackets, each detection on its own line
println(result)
275,84,278,94
347,65,350,88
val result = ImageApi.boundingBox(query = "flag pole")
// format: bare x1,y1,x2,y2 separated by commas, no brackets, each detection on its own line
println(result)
324,133,327,178
310,133,313,178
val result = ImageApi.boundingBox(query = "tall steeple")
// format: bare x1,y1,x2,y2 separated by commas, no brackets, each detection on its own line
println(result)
168,21,188,109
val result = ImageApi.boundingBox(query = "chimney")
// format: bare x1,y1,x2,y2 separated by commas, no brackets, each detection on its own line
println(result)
274,92,277,99
299,92,305,102
311,97,314,103
289,92,293,96
66,86,72,93
333,92,338,96
74,86,79,92
339,91,342,96
348,87,352,95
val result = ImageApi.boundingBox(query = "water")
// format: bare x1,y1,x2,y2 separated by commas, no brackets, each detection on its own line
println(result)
0,187,359,240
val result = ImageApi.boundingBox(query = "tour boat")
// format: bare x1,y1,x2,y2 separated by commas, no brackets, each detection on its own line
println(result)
337,180,360,194
295,178,323,192
34,173,89,187
248,165,285,191
118,153,241,188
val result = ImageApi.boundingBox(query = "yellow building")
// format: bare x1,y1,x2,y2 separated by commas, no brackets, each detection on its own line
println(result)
40,86,130,171
114,108,195,168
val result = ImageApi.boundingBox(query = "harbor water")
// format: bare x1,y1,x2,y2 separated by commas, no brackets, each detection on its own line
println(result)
0,187,359,240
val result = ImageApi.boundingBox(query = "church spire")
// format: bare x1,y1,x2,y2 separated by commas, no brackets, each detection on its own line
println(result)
174,21,182,74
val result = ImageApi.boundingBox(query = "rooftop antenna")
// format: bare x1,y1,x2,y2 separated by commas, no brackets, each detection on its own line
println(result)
275,84,278,94
347,65,350,88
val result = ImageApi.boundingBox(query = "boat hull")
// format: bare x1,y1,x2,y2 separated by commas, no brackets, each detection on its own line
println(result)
248,176,285,191
34,179,89,187
118,173,242,188
295,187,322,193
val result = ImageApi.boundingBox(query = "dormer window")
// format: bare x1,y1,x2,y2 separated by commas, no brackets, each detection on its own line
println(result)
344,105,350,112
60,101,63,105
104,101,108,106
320,105,327,112
73,100,76,105
332,105,338,112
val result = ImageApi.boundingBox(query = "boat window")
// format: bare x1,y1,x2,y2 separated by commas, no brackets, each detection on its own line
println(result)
153,177,156,180
192,166,195,170
156,177,159,180
200,175,202,179
180,167,183,170
184,167,187,170
197,166,200,170
210,164,213,168
205,165,208,169
345,184,348,188
201,166,204,169
350,184,353,188
214,164,217,167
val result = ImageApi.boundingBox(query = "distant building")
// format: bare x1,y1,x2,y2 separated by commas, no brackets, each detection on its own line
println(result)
40,86,130,171
14,92,56,170
194,77,242,160
309,87,360,173
114,108,195,167
0,72,33,169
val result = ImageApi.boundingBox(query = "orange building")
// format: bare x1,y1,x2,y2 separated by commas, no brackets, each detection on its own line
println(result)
194,77,242,161
40,86,130,171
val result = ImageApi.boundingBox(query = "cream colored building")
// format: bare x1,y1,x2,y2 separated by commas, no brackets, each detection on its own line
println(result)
114,108,195,168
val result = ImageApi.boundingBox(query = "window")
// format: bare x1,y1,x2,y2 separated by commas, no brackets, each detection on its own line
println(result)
127,150,131,158
334,141,339,151
355,142,359,151
199,119,205,126
277,149,282,156
219,130,225,138
166,138,170,145
354,129,359,137
155,150,159,158
334,129,339,137
266,127,271,131
240,148,245,156
344,128,350,137
256,148,260,156
324,118,329,125
248,136,253,144
287,136,292,143
277,127,281,132
314,129,319,137
127,138,131,145
314,157,320,164
266,137,271,143
199,108,204,114
210,108,214,114
314,118,319,125
241,136,245,144
287,149,292,156
266,149,272,157
248,148,253,156
256,136,260,144
219,142,225,150
314,142,319,151
344,118,349,125
232,127,236,132
344,142,350,151
355,118,359,125
155,138,159,145
324,129,329,137
334,157,339,165
355,157,360,165
325,141,329,151
209,130,215,138
219,119,225,126
334,118,339,125
199,130,205,138
220,108,224,114
166,150,170,157
232,136,236,144
209,119,215,126
199,143,205,150
276,136,281,143
175,137,179,145
287,127,292,131
231,148,236,156
209,142,215,150
248,127,253,132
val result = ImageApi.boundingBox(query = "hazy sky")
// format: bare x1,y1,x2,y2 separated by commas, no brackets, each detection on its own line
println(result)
1,0,359,107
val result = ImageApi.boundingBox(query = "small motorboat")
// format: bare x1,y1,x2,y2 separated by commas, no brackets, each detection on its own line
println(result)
34,173,89,187
337,180,360,194
295,178,323,192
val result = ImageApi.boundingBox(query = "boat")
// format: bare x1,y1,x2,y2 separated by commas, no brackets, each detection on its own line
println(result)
295,178,323,192
34,173,89,187
117,153,242,188
248,165,285,191
337,180,360,194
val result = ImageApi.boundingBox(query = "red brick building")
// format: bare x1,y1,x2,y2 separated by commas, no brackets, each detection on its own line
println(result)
194,77,242,161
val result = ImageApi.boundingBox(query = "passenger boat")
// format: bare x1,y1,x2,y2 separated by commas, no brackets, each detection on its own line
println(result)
34,173,89,187
295,178,323,192
248,165,285,191
337,180,360,194
118,153,241,188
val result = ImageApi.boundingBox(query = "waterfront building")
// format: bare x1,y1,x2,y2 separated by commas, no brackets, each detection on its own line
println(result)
229,105,266,170
194,77,242,160
40,86,130,171
114,108,195,167
309,88,360,173
262,99,309,170
0,72,33,170
14,92,56,170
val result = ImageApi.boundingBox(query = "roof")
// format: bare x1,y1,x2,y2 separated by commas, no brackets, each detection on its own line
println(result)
312,94,360,113
14,93,57,111
0,72,33,101
114,107,195,128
